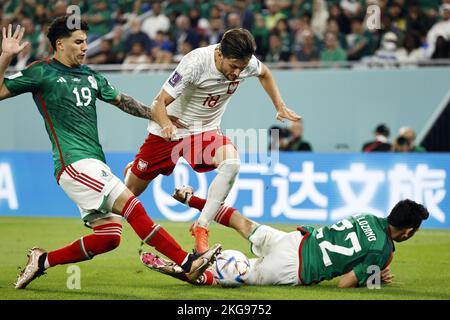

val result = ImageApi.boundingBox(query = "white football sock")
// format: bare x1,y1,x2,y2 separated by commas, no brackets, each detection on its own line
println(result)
197,159,240,228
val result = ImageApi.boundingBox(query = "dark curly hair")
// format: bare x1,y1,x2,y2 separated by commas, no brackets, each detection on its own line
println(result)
220,28,256,60
387,199,429,230
47,16,89,51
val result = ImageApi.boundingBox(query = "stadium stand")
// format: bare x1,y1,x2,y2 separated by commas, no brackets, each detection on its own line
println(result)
1,0,450,70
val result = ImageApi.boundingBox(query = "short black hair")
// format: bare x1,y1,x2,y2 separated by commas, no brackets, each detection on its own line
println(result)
387,199,429,230
375,124,390,137
47,16,89,50
220,28,256,60
269,126,290,138
396,136,410,146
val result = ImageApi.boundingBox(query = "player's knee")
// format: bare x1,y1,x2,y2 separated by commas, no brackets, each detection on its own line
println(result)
127,184,144,197
218,159,241,178
123,161,133,179
124,171,148,197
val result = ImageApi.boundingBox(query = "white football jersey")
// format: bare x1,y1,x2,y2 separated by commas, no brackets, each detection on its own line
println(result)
147,45,262,139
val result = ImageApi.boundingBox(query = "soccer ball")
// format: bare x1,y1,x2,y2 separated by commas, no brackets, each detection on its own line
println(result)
213,249,250,288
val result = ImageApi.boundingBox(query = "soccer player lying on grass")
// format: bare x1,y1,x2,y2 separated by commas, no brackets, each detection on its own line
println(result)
0,18,221,289
140,186,429,288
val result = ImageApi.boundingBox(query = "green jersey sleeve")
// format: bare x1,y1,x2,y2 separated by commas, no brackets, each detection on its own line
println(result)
94,72,119,102
353,251,392,287
4,62,43,95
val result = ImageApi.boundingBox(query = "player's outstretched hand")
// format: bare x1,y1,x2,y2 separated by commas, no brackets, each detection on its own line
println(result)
276,107,302,122
2,24,29,56
381,267,394,284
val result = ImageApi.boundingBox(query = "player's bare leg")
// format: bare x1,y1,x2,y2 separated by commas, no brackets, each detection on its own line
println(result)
124,162,151,196
192,144,240,253
174,186,259,241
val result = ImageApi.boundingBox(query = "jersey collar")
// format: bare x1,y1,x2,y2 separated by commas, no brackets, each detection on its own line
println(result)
51,58,82,70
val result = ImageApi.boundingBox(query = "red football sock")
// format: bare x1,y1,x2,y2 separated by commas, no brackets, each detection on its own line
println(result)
188,196,234,227
122,196,188,266
188,196,206,211
214,206,234,227
47,223,122,266
198,269,215,286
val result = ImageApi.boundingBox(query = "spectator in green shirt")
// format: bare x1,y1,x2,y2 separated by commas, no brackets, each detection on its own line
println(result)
398,127,427,152
84,1,112,42
320,31,347,62
285,119,313,151
21,18,41,58
346,17,371,60
327,18,347,49
252,13,270,60
265,0,287,30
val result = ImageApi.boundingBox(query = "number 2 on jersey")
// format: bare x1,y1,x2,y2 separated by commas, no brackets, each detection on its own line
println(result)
316,219,362,267
73,87,92,107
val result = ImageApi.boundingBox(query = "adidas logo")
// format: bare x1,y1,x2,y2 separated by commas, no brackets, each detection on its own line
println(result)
57,77,67,83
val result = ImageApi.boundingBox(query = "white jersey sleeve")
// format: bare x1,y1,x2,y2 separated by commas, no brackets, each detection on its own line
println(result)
242,55,263,78
162,52,203,99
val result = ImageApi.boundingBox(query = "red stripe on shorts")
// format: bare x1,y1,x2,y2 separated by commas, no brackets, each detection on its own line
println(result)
67,165,105,189
65,166,103,193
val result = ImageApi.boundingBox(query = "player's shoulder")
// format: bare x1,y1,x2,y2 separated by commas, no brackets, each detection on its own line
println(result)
353,213,387,228
80,64,101,77
188,44,215,57
24,58,52,71
181,45,215,66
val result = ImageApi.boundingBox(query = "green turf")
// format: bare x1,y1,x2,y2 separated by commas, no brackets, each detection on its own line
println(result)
1,217,449,300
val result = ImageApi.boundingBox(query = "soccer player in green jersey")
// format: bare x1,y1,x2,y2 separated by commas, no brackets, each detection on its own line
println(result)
141,186,429,288
0,17,221,289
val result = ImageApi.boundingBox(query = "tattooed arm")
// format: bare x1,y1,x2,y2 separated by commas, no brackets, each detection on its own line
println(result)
109,93,152,120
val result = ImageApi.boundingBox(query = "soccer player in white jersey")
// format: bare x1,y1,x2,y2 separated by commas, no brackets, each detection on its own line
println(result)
125,28,301,253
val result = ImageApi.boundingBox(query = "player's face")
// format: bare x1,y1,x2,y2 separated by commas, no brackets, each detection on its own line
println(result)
220,57,250,81
395,227,416,242
58,30,88,66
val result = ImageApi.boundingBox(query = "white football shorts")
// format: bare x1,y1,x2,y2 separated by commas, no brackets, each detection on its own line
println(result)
59,158,126,225
245,225,303,286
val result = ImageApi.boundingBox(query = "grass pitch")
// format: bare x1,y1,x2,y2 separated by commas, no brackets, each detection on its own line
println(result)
1,216,449,300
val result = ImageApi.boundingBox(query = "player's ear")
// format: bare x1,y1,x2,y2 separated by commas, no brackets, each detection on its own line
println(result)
217,46,223,59
403,227,416,240
56,38,64,51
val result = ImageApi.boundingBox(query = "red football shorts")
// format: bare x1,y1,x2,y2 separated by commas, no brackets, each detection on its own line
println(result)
131,130,234,181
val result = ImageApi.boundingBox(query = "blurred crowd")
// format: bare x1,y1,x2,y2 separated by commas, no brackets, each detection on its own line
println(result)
362,123,426,152
269,120,313,152
268,120,426,153
2,0,450,68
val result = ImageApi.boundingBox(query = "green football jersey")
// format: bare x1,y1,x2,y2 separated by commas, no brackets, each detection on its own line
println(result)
299,214,395,286
4,58,119,180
